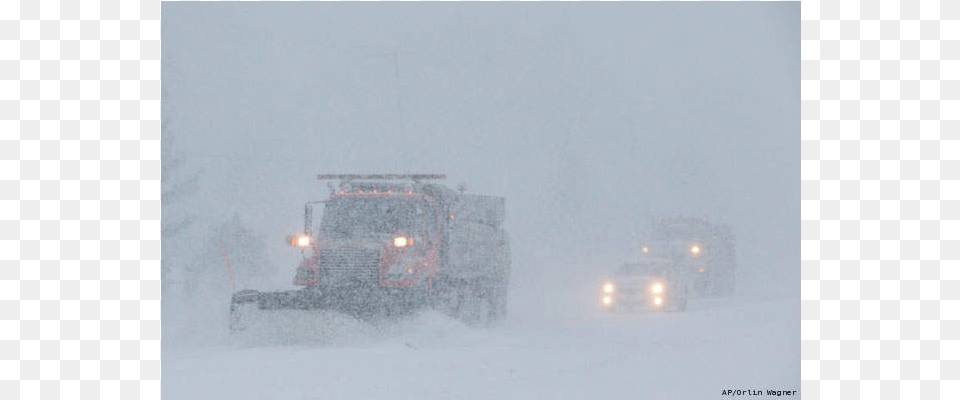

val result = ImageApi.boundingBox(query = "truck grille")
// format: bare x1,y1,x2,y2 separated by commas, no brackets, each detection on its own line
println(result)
318,247,381,284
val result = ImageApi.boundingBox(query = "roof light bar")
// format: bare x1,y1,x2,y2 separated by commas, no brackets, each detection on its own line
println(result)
317,174,446,181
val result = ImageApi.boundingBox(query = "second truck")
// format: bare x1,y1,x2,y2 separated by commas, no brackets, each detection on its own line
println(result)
600,217,737,312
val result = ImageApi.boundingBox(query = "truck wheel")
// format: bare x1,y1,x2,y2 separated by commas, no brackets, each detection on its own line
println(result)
477,277,509,325
457,288,479,324
675,296,688,312
695,279,708,298
721,271,736,297
228,305,244,332
431,280,461,318
489,278,508,322
479,288,497,324
456,278,494,326
229,290,260,332
490,291,507,321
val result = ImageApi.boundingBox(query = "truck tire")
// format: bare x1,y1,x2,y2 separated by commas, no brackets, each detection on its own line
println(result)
454,277,495,326
694,278,708,298
720,270,736,297
432,277,505,325
431,278,462,319
487,277,508,322
445,281,477,324
229,290,261,332
674,292,688,312
490,289,507,321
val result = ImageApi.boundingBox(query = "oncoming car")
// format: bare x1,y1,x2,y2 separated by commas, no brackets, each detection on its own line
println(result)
600,259,688,312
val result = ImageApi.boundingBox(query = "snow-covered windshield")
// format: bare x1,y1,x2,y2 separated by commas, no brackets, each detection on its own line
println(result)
648,226,706,255
320,198,428,238
656,223,710,242
617,262,668,277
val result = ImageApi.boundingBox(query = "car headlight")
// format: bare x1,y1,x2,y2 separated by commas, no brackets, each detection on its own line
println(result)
690,245,701,255
654,297,663,306
393,236,408,247
603,283,614,293
602,296,612,306
652,283,663,293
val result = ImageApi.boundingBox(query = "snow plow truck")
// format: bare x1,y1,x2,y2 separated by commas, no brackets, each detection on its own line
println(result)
229,174,511,331
637,217,737,298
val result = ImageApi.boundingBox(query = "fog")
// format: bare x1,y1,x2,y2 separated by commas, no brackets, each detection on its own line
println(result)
162,3,798,398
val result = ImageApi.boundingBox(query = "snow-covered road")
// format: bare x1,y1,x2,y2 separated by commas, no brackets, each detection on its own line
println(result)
163,297,798,399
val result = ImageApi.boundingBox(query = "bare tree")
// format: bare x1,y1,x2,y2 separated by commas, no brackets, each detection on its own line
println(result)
161,94,200,298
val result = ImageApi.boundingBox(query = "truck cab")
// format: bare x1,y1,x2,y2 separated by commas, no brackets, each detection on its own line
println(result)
230,174,510,331
293,187,442,291
639,217,737,297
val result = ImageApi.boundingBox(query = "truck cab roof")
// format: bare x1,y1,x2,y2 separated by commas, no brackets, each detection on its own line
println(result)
616,259,676,278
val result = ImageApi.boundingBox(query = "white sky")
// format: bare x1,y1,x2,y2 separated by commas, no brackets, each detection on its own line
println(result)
162,2,799,298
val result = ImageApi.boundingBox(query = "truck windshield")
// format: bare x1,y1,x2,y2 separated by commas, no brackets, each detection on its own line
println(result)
320,198,427,238
617,263,667,277
653,225,707,249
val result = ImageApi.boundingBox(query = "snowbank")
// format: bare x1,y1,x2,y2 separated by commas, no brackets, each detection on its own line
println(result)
163,296,798,399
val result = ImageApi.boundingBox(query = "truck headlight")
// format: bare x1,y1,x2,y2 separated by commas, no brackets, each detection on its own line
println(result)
297,236,310,247
652,283,663,293
393,236,408,247
690,245,701,255
603,283,614,293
